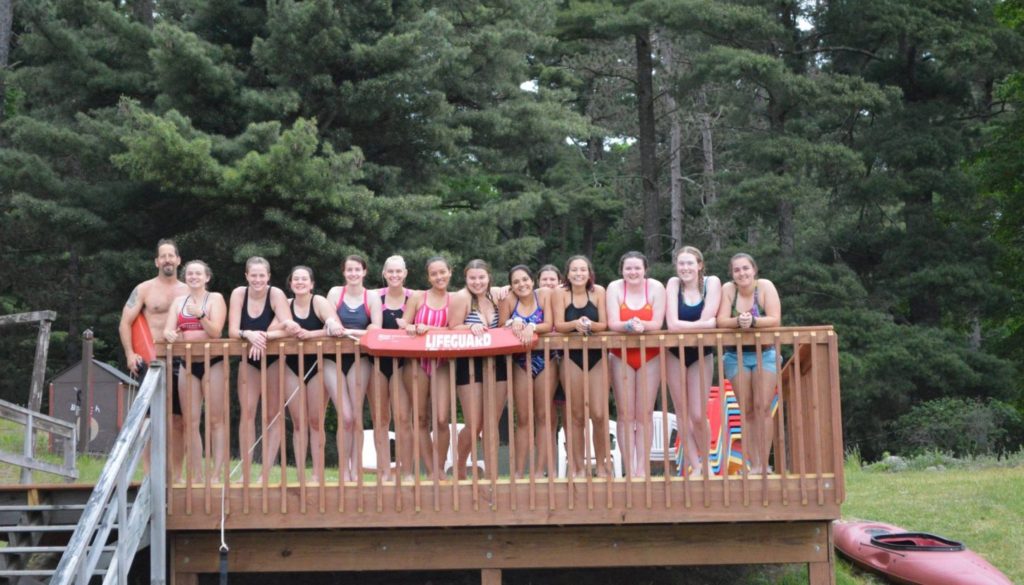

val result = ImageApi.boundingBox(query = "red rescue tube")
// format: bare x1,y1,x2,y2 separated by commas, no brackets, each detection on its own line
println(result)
361,328,537,358
833,520,1012,585
131,313,156,363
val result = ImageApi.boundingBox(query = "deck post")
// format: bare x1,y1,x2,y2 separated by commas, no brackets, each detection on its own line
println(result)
151,361,167,585
481,568,502,585
807,521,835,585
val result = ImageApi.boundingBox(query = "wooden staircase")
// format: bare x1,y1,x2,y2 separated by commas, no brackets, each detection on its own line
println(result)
0,486,138,585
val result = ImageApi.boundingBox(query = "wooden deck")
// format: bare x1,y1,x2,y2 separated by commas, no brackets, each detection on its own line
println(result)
157,326,843,584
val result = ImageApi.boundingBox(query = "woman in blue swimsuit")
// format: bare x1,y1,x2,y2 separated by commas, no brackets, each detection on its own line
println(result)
716,253,781,475
665,246,721,477
326,255,383,481
499,265,554,478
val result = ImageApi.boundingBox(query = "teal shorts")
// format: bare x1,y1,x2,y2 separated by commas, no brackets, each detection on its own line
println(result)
723,347,777,379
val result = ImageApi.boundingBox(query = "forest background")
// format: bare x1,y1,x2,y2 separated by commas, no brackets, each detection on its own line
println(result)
1,0,1023,461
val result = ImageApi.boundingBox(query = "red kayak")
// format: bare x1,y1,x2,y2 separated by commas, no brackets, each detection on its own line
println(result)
833,520,1011,585
361,328,536,358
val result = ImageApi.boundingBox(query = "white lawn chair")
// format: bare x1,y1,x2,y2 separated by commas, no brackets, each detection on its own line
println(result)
557,419,623,478
360,428,396,474
432,423,486,476
649,411,678,472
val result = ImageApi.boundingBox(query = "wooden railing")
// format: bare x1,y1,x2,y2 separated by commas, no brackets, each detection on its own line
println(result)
157,325,843,531
0,397,77,483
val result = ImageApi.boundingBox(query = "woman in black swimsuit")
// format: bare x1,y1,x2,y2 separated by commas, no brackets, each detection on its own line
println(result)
552,255,612,477
228,257,294,480
271,266,339,484
371,255,414,480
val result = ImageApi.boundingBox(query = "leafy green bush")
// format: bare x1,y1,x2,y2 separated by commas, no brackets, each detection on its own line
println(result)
892,398,1024,457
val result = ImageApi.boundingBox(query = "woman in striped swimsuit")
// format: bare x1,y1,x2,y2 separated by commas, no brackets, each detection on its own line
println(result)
326,255,383,481
402,256,453,478
448,259,507,478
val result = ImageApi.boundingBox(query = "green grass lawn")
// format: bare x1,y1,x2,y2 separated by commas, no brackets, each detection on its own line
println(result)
836,460,1022,584
3,416,1021,584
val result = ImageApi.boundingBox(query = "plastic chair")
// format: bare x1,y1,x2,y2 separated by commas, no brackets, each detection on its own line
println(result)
360,429,396,474
432,423,486,475
649,411,678,471
557,419,623,478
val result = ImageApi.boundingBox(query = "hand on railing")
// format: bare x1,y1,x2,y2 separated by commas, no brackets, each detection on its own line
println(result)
508,317,534,345
242,329,268,360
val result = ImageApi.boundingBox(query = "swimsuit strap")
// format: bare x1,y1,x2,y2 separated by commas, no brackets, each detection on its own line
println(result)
336,286,346,310
362,288,370,317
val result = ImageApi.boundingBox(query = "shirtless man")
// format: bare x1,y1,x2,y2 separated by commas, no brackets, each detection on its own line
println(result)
118,238,187,482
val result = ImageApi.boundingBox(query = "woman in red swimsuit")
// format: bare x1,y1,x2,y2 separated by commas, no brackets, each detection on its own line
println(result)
606,251,666,478
164,260,227,481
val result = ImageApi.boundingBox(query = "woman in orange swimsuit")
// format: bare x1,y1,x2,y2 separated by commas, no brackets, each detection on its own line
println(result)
606,251,666,477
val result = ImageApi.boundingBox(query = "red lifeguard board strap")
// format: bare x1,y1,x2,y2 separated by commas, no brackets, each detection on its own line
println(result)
361,328,537,358
131,313,157,363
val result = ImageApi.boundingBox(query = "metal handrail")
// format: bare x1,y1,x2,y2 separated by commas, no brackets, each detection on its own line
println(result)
51,361,167,585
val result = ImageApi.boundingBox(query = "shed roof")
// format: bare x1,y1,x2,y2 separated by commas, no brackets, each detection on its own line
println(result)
50,359,135,386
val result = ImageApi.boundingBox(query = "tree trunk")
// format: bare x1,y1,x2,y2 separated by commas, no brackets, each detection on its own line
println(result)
668,109,684,251
66,246,81,362
696,88,721,252
133,0,154,27
655,31,684,251
778,197,795,257
1,0,12,122
635,29,661,261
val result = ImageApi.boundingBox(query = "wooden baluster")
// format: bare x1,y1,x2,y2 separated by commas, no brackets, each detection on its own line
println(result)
790,334,808,506
696,334,710,508
809,333,825,505
202,344,211,515
716,335,730,508
336,344,346,513
827,331,844,505
773,335,787,508
298,343,308,514
657,336,670,510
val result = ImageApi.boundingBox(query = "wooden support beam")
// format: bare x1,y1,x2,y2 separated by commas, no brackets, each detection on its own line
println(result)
481,568,502,585
0,310,57,326
29,317,54,413
173,522,831,574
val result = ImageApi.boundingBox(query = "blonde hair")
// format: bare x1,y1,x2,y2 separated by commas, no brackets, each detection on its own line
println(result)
674,246,706,295
245,256,270,274
381,255,407,281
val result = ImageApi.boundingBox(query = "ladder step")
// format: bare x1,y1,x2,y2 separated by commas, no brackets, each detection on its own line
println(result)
0,569,107,577
0,545,116,554
1,524,93,532
0,504,89,512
